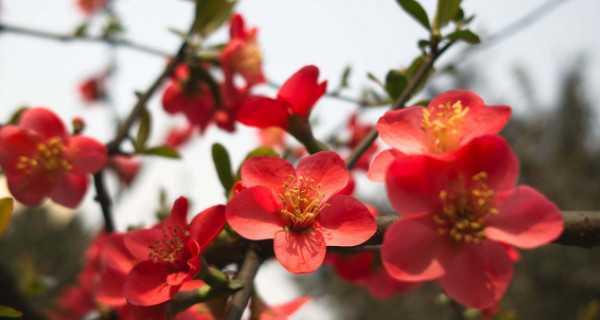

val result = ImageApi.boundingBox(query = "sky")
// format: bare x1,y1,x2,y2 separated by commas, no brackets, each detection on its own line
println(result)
1,0,599,318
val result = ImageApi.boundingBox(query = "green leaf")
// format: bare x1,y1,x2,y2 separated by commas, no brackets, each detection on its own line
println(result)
8,107,27,125
244,147,278,160
143,146,180,159
73,22,89,37
395,0,431,31
340,65,352,88
0,305,22,318
135,108,151,152
0,198,14,237
446,29,480,44
405,55,435,97
193,0,237,37
211,143,234,193
385,70,408,101
434,0,461,30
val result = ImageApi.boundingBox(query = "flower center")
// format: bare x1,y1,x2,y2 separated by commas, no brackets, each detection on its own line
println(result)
433,172,497,244
16,137,72,175
422,101,469,153
232,40,263,80
279,176,325,231
148,226,189,265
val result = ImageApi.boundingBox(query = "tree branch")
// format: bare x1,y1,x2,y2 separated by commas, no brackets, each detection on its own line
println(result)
93,171,115,232
223,247,263,320
333,211,600,253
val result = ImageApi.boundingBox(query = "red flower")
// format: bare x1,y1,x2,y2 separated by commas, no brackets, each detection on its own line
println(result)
123,197,225,306
78,75,106,103
48,285,96,320
164,124,196,149
226,151,376,273
109,155,142,186
221,14,265,88
369,90,511,181
258,127,287,150
0,107,107,208
76,0,106,15
380,135,563,309
162,65,248,132
255,296,310,320
237,65,327,129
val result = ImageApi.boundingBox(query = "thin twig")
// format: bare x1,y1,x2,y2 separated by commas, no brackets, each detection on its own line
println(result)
93,171,115,232
0,22,170,58
223,247,263,320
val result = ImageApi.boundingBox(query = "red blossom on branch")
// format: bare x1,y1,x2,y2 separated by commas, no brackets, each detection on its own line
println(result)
78,75,106,104
221,14,265,88
237,65,327,129
122,197,225,306
76,0,106,15
369,90,511,181
0,107,107,208
226,151,376,273
380,135,563,309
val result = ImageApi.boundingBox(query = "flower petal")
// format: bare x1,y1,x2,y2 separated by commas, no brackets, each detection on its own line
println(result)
318,195,376,246
190,204,226,249
385,155,448,215
367,149,403,182
277,65,327,117
485,186,563,249
382,214,446,282
226,187,284,240
266,296,311,318
237,96,290,129
4,171,54,206
296,151,348,201
0,125,40,170
124,261,175,306
18,107,67,140
454,135,519,192
376,107,427,154
49,172,89,208
274,229,326,274
124,227,164,261
461,106,511,144
65,135,108,173
241,156,295,194
164,197,189,229
96,266,128,307
428,90,484,112
438,241,513,309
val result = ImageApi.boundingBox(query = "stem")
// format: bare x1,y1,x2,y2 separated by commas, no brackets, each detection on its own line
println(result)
93,171,115,232
345,41,454,169
223,247,263,320
0,22,169,57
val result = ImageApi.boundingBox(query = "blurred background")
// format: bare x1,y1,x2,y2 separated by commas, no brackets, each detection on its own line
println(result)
1,0,599,319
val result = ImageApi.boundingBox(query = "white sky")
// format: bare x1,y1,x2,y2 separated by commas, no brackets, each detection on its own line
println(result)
1,0,599,318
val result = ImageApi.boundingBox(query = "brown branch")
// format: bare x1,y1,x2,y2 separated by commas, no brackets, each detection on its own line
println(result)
223,247,263,320
93,171,115,232
0,22,169,58
333,211,600,253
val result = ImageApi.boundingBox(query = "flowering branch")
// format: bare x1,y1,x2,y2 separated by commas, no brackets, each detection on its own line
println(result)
345,39,455,169
0,22,170,58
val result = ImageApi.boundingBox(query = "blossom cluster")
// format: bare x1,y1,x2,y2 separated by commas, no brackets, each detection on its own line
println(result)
0,9,566,320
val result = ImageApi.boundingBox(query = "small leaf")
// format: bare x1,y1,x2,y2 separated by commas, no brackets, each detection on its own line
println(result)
340,65,352,88
8,107,27,125
385,70,408,101
211,143,234,193
446,29,480,44
0,198,14,237
73,22,89,37
143,146,180,159
366,72,384,88
405,55,435,97
434,0,461,30
193,0,237,37
395,0,431,31
0,305,22,318
135,108,151,152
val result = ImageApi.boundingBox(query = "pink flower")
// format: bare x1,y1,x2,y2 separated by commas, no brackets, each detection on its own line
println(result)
0,107,107,208
381,135,563,309
123,197,225,306
226,151,376,273
369,90,511,181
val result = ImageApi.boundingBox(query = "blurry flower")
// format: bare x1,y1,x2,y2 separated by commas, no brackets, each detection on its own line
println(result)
221,14,265,88
0,107,107,208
